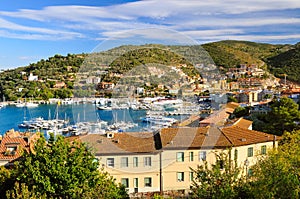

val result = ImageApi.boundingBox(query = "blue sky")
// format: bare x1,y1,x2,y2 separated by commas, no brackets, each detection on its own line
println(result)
0,0,300,69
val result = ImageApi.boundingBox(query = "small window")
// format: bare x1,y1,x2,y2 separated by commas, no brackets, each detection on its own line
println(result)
189,152,194,162
106,158,114,167
144,157,151,167
133,178,138,188
177,152,184,162
247,147,254,157
144,177,152,187
133,157,138,167
121,178,129,188
177,172,184,182
121,157,128,167
234,149,238,161
199,151,207,161
261,145,267,155
189,172,194,181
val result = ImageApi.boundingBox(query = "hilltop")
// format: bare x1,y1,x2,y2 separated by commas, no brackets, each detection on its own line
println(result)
0,40,299,101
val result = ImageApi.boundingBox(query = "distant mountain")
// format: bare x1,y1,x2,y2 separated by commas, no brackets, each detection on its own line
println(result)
0,40,299,101
266,45,300,82
202,40,292,69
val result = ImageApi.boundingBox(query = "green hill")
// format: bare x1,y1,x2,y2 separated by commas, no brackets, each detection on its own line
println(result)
266,46,300,82
202,40,292,69
0,40,300,101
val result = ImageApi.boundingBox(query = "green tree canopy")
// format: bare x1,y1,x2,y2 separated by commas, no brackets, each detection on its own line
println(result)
190,151,248,199
265,97,300,135
1,134,128,199
249,131,300,198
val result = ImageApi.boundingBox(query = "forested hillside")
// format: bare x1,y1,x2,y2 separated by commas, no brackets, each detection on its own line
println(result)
0,40,299,101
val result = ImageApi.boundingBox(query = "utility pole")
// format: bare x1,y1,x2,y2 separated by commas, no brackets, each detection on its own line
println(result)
159,150,163,195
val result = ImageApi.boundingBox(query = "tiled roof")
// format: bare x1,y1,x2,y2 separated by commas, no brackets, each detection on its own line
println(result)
199,109,230,126
78,132,157,155
160,127,232,150
75,126,278,154
226,102,240,110
221,126,276,146
0,136,28,160
232,118,253,129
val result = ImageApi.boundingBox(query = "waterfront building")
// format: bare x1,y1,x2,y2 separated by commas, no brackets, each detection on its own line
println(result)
75,118,278,197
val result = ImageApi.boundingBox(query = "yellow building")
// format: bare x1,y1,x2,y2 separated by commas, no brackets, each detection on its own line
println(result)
77,119,278,197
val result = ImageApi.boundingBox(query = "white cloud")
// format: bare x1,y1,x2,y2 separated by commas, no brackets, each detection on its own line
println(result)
0,0,299,42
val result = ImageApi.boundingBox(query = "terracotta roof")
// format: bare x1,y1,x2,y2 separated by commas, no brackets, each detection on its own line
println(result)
226,102,240,110
221,126,276,146
75,126,278,154
232,118,253,129
199,109,230,126
160,127,232,150
0,136,28,160
78,132,156,155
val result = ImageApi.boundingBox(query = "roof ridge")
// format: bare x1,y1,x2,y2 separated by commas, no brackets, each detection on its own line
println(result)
217,126,234,146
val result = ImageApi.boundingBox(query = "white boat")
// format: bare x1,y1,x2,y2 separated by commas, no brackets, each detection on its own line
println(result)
15,102,26,107
25,102,39,108
97,105,112,110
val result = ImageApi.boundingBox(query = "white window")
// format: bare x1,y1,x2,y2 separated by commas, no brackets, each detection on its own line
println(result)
189,172,194,181
144,177,152,187
121,178,129,188
189,152,194,162
199,151,207,161
133,157,138,167
121,157,128,167
144,157,151,167
177,152,184,162
134,178,138,188
177,172,184,182
106,158,114,167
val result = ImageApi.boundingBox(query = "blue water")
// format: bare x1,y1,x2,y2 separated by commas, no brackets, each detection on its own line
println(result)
0,104,184,135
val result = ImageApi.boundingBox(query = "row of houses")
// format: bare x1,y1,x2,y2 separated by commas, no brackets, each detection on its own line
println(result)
0,110,278,197
72,120,277,196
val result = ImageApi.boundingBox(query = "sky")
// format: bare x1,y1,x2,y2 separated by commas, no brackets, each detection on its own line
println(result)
0,0,300,70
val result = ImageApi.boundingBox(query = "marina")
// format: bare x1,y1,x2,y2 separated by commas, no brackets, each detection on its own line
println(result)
0,101,193,136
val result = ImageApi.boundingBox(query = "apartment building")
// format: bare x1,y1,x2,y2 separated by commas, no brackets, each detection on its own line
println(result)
77,120,278,196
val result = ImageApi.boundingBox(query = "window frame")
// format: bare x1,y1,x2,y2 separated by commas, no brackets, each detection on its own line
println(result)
177,152,184,162
247,147,254,157
144,156,152,167
199,151,207,161
133,157,138,167
177,172,184,182
261,145,267,155
189,151,194,162
121,178,129,188
144,177,152,187
106,158,115,168
121,157,129,168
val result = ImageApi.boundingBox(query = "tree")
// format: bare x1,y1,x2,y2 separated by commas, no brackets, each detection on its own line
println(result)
264,97,300,135
3,134,128,199
249,131,300,198
190,151,248,199
233,106,250,118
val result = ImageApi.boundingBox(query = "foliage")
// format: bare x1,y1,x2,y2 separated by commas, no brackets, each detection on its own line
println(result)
202,40,291,69
1,134,128,199
233,106,250,118
267,46,300,82
101,47,198,83
249,131,300,198
190,151,246,199
264,97,300,135
0,54,85,101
